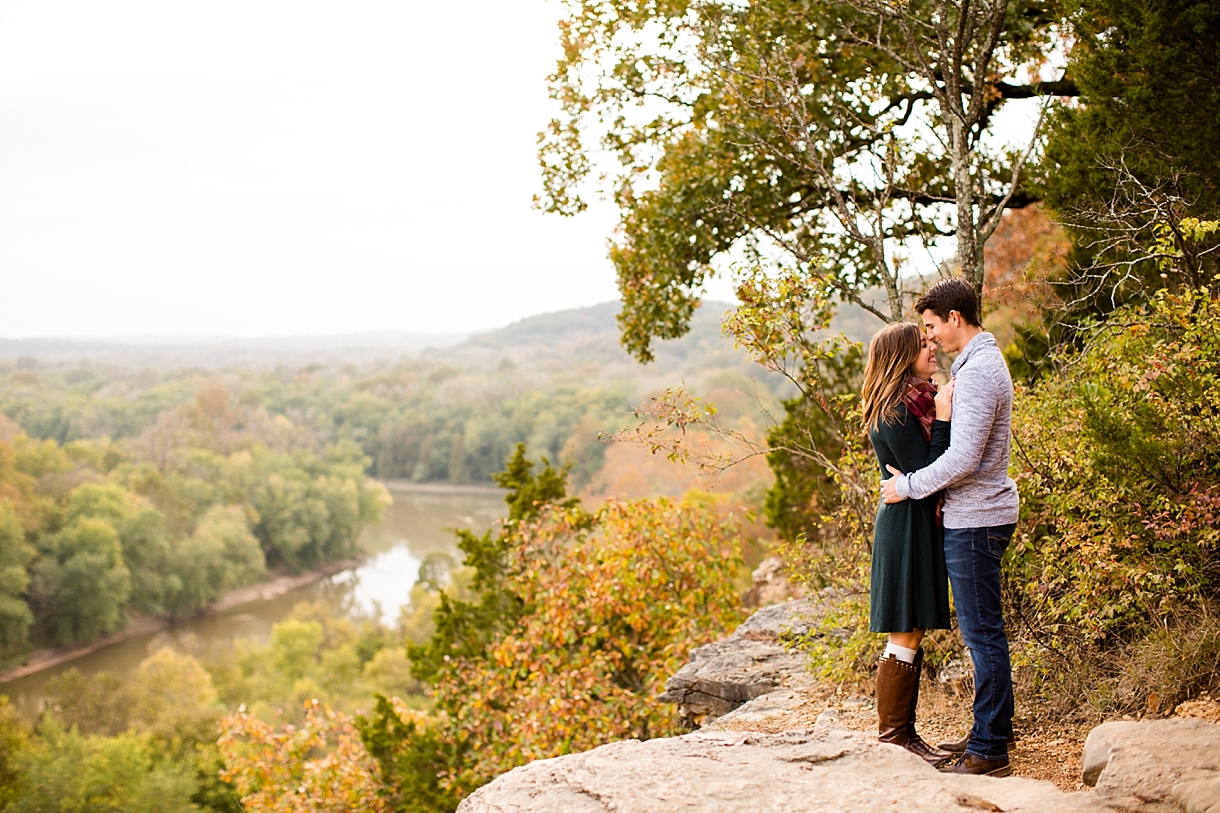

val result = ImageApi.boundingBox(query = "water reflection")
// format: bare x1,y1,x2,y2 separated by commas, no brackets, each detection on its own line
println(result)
333,483,504,623
0,483,504,720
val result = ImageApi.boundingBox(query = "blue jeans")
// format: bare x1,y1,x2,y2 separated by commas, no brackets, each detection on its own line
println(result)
944,523,1016,761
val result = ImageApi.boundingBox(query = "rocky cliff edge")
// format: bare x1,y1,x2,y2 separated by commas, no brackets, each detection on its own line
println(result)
459,597,1220,813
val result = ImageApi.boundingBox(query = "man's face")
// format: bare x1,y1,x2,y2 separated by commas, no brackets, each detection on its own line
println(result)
921,309,961,353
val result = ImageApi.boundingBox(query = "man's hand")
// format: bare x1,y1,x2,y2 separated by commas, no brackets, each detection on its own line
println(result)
880,464,907,504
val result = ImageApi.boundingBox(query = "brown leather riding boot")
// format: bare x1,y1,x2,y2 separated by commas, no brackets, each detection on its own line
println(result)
877,655,917,746
904,649,950,766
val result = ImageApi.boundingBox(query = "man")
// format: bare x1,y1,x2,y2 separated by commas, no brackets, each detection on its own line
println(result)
880,278,1019,777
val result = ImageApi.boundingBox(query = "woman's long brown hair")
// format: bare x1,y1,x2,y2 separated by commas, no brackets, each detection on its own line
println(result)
861,322,924,432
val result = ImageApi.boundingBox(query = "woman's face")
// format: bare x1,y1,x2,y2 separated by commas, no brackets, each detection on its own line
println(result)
912,338,939,380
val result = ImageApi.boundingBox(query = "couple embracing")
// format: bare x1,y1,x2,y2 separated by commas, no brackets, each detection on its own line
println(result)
861,278,1019,777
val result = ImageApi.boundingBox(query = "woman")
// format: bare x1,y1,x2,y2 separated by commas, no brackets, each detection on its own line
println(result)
861,322,954,766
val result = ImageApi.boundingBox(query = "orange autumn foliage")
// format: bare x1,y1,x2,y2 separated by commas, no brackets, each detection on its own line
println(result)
218,699,387,813
436,496,745,791
982,204,1071,348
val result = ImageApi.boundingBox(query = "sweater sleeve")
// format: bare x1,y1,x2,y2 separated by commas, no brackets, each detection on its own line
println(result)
893,366,996,500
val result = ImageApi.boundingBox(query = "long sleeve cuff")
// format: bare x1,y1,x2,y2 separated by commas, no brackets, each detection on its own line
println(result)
894,473,911,500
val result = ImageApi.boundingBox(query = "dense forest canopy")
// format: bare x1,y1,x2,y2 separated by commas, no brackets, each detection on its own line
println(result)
0,300,781,809
1,302,787,488
0,300,782,664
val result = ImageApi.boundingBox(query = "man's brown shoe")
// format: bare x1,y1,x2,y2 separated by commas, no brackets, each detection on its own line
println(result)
937,732,1017,754
939,753,1012,777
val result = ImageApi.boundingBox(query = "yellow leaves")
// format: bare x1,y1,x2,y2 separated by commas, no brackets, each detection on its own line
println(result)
1008,284,1220,647
1152,217,1220,272
431,496,745,790
218,700,388,813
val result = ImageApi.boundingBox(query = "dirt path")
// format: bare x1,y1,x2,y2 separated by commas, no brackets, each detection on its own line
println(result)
712,681,1093,792
826,684,1094,792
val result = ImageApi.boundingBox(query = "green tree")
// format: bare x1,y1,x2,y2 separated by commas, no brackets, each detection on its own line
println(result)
41,651,240,813
30,515,131,645
247,445,389,571
212,602,401,721
61,482,172,617
127,648,224,750
10,718,199,813
0,502,35,663
541,0,1076,360
356,446,573,811
1028,0,1220,336
354,697,452,813
1041,0,1220,240
763,345,863,545
0,697,28,809
407,444,573,684
167,505,265,617
41,668,133,737
42,648,223,750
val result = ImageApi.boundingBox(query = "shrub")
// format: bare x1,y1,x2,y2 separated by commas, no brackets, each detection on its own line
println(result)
12,718,198,813
362,449,745,808
219,700,386,813
1009,279,1220,711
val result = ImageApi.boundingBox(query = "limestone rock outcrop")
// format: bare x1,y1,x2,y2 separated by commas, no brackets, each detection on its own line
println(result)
459,601,1220,813
658,593,836,727
457,722,1102,813
1082,718,1220,812
742,555,804,608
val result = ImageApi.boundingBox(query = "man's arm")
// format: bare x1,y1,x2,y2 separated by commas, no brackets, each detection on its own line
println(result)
884,366,997,502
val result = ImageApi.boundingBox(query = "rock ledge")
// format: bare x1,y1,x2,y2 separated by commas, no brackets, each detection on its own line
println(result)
458,722,1103,812
659,593,838,727
459,602,1220,813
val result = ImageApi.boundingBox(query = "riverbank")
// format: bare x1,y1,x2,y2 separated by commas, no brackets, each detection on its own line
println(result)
0,555,365,683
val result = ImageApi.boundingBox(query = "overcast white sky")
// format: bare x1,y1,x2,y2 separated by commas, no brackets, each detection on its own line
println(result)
0,0,649,338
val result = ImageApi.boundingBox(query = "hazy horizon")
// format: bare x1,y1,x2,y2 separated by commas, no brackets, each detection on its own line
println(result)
3,1,740,339
0,300,637,343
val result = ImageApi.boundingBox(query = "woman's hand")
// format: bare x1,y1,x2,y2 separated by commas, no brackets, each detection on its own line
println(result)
935,378,954,421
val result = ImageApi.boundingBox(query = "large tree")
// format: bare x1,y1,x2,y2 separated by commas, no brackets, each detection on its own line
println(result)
1039,0,1220,300
1042,0,1220,218
540,0,1077,360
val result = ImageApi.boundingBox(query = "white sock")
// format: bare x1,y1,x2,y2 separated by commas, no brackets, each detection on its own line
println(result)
884,642,918,664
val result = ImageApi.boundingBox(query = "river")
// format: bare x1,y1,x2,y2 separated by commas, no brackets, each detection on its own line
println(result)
0,482,505,720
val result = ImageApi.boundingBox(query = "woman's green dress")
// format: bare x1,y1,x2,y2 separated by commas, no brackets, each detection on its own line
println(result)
868,406,952,633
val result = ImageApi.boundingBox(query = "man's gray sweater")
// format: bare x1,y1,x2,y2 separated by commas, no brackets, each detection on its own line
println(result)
893,331,1019,528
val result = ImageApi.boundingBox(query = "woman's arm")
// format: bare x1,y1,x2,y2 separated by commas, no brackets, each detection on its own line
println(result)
928,420,950,464
877,413,944,474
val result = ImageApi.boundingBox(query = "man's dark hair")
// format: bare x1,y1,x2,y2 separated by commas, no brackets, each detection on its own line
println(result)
914,278,981,326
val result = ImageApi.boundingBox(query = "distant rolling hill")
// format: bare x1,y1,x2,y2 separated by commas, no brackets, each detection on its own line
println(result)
0,295,880,382
436,300,821,406
0,331,469,368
